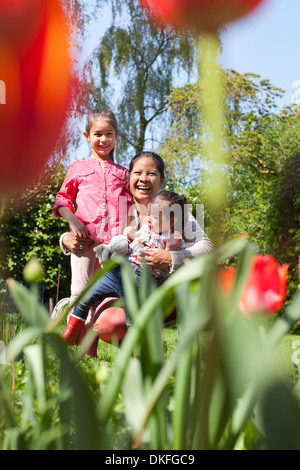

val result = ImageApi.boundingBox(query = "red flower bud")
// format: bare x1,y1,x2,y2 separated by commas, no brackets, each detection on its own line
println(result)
139,0,266,33
0,0,72,195
218,255,288,316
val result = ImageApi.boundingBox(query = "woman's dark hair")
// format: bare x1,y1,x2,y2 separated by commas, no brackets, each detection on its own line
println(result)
129,151,165,179
151,190,189,240
85,108,118,161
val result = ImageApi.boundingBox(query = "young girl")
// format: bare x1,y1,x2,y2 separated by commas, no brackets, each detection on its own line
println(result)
53,109,132,339
62,190,187,344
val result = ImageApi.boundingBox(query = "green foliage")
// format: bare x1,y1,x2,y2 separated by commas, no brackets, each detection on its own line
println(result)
1,241,300,449
0,164,71,302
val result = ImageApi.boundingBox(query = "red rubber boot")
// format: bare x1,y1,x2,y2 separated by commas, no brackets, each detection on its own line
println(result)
62,314,85,345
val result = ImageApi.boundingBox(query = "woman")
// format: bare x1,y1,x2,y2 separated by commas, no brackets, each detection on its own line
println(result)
60,151,213,350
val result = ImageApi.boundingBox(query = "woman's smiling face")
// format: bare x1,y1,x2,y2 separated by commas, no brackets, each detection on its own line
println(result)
129,156,164,206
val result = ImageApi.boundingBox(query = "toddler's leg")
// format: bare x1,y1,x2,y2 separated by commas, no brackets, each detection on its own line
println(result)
62,266,121,345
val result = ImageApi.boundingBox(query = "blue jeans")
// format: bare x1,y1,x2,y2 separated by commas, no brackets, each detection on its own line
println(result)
72,266,135,326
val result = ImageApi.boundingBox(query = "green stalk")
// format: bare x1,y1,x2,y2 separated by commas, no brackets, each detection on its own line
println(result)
96,255,209,424
222,289,300,450
199,33,226,212
172,339,194,449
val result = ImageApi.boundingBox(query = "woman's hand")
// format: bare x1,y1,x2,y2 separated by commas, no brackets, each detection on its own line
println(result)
63,232,93,254
140,248,172,271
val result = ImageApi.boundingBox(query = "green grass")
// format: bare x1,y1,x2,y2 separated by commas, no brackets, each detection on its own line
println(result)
2,311,300,450
81,328,300,390
4,314,300,390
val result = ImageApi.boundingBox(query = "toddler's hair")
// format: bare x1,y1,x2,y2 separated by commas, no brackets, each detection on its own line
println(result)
85,108,118,160
150,190,189,240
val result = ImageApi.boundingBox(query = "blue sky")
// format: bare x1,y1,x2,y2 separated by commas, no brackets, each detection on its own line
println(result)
77,0,300,158
82,0,300,108
220,0,300,107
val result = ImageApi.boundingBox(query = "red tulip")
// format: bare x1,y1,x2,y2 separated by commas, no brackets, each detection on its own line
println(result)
218,255,288,316
0,0,44,45
0,0,72,195
139,0,266,33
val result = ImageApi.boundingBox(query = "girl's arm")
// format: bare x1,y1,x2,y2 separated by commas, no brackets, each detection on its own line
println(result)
53,162,90,240
58,206,89,239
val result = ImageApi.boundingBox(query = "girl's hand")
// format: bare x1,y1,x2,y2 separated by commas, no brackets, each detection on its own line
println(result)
58,206,89,239
140,248,172,271
69,218,90,239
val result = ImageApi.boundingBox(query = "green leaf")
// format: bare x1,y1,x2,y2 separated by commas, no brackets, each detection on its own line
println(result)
122,358,150,443
7,280,49,328
255,380,300,450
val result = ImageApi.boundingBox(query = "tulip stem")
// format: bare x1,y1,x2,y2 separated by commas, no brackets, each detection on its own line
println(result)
198,32,227,213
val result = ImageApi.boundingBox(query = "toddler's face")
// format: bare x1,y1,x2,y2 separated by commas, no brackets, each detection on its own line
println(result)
148,200,172,235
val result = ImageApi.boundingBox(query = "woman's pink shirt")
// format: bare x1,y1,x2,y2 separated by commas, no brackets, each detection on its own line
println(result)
53,157,132,243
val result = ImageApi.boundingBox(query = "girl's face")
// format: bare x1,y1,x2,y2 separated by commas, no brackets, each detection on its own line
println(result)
129,157,164,206
84,118,118,162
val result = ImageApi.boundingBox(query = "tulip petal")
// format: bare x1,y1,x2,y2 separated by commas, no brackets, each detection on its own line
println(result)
218,254,288,317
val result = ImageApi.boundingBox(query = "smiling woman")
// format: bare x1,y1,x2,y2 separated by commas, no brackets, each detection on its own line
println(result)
128,151,165,218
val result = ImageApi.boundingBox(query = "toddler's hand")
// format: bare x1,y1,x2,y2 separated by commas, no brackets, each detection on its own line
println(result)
166,230,183,251
123,225,137,241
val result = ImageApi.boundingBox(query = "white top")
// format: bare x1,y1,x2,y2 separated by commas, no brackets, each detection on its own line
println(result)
168,211,214,272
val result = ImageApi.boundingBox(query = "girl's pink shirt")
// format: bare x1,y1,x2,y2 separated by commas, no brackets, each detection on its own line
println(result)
53,157,132,243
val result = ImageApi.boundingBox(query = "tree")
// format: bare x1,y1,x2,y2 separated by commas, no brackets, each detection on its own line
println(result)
84,0,196,164
158,70,300,297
